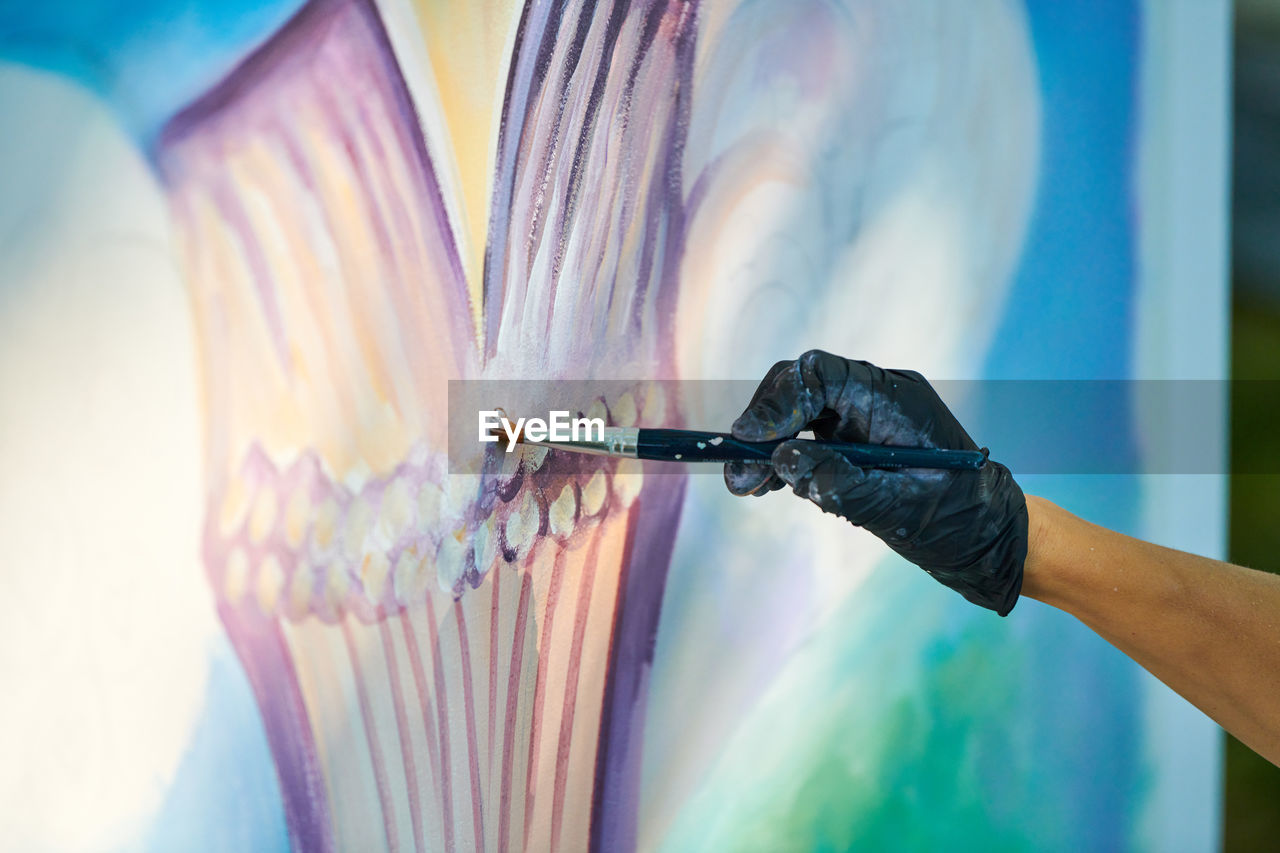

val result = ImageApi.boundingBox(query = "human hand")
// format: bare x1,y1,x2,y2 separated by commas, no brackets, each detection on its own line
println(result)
726,350,1028,615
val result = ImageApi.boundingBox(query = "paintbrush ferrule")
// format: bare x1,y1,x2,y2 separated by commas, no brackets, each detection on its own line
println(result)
522,426,640,457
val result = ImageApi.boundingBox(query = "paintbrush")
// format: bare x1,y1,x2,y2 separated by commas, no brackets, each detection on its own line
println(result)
491,419,988,470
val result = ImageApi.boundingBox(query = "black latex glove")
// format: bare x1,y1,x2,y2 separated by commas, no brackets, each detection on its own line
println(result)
725,350,1028,615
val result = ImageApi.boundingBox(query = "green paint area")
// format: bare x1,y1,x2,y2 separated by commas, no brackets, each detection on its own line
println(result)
774,639,1029,853
1224,290,1280,850
656,560,1122,852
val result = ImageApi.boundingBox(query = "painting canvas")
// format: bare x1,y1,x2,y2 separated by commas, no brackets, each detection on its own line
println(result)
0,0,1228,850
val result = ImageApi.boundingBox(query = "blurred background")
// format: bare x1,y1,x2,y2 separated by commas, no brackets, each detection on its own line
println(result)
1229,0,1280,848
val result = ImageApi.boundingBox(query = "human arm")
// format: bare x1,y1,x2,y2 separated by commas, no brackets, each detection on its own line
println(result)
729,350,1280,766
1024,495,1280,766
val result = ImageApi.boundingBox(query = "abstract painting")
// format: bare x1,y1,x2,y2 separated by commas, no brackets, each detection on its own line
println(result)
0,0,1228,850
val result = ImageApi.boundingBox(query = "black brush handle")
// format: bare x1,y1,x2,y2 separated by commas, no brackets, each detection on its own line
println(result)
635,429,988,470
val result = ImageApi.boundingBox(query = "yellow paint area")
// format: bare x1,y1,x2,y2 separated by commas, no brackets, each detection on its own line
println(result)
414,0,522,317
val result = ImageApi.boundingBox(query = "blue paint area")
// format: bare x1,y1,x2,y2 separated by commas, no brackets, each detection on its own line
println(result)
986,0,1142,383
982,1,1146,847
142,637,289,852
0,0,305,140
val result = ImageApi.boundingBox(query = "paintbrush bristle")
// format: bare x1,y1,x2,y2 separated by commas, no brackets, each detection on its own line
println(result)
488,407,525,445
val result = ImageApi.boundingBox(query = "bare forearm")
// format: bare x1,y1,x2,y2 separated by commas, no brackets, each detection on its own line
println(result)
1021,495,1280,765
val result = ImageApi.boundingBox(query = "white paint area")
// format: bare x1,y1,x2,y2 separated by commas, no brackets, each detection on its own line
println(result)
675,0,1040,387
0,64,216,850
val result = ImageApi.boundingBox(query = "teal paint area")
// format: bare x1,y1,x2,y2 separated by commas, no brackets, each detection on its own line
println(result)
0,0,305,140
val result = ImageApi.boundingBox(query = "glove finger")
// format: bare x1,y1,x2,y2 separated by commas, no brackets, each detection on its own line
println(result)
798,351,878,443
883,367,979,451
723,459,783,496
729,360,794,442
772,440,902,526
746,360,792,410
771,440,862,509
732,358,827,441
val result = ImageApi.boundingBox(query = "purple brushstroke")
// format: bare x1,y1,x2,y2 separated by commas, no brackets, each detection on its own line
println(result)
206,178,295,375
483,0,564,358
200,444,341,852
537,0,629,341
590,478,689,853
626,1,696,356
217,604,335,853
339,620,400,852
485,2,698,843
161,0,474,846
158,0,473,378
